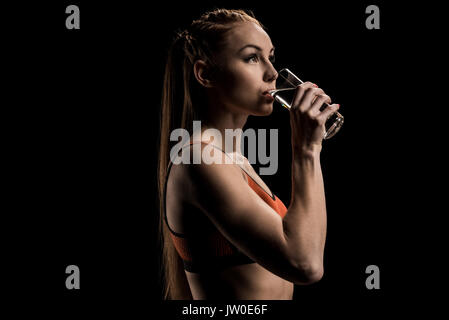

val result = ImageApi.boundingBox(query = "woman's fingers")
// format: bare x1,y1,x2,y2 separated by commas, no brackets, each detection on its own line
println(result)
309,94,331,116
316,104,340,125
299,87,325,112
288,81,339,145
290,82,317,111
291,83,333,118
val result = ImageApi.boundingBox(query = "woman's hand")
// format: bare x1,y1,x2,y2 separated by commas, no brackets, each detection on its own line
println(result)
289,82,340,154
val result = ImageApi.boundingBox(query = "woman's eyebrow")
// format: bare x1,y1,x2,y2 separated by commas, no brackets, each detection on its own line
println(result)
238,44,275,53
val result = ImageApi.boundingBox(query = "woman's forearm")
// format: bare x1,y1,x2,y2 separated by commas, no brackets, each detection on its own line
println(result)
282,144,327,274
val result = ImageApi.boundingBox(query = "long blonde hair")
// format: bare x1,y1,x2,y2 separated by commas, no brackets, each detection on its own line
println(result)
157,8,263,300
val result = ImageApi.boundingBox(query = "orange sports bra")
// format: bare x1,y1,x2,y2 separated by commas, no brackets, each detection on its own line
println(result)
163,141,288,273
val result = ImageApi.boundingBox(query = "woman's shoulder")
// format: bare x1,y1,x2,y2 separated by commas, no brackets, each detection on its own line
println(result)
170,162,246,209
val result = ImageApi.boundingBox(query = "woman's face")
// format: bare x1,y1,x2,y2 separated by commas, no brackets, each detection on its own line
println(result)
209,21,278,116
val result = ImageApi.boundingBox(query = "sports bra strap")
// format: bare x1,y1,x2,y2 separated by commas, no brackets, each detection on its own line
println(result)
163,140,276,236
163,140,235,237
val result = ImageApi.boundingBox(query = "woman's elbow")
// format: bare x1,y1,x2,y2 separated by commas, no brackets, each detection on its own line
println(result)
292,261,324,285
302,264,324,284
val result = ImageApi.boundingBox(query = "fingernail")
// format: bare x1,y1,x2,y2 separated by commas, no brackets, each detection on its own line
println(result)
312,83,318,87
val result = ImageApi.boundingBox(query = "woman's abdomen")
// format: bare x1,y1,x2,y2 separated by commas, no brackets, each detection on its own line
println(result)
186,262,294,300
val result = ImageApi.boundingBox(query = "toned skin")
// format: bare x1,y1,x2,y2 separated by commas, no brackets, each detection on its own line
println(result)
165,21,340,299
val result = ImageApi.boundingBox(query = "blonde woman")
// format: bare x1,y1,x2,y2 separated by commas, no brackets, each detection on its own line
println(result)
158,9,339,300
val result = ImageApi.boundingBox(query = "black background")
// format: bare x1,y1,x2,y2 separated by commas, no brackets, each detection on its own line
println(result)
6,0,434,317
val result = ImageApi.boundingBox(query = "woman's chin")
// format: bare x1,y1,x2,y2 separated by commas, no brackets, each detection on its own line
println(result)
254,103,274,116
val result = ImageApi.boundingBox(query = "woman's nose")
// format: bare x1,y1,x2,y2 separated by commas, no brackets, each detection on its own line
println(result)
265,69,278,82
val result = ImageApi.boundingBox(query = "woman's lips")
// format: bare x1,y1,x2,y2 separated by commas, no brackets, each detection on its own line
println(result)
263,92,275,101
262,88,276,95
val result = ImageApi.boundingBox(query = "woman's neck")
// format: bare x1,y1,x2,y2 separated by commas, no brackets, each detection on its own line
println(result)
195,110,248,155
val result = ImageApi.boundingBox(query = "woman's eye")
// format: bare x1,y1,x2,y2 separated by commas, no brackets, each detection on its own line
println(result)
269,56,276,63
245,54,275,64
246,55,259,63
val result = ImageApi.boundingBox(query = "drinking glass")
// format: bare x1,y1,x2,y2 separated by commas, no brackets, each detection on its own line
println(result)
270,68,344,139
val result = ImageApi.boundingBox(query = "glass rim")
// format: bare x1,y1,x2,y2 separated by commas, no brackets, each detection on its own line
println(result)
278,68,304,87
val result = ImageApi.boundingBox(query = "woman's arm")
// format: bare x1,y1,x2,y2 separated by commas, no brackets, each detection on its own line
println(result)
282,144,326,283
185,156,318,285
184,82,338,285
183,150,326,284
281,81,340,281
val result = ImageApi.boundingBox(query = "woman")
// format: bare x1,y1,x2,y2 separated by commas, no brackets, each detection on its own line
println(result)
158,8,340,300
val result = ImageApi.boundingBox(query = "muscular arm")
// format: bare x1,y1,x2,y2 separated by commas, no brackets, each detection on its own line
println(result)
185,145,326,285
282,144,326,282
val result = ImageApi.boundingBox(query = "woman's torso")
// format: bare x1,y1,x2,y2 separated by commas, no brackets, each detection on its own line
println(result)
165,149,294,300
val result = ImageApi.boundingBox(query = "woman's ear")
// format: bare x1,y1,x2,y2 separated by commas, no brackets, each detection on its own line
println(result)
193,60,215,88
